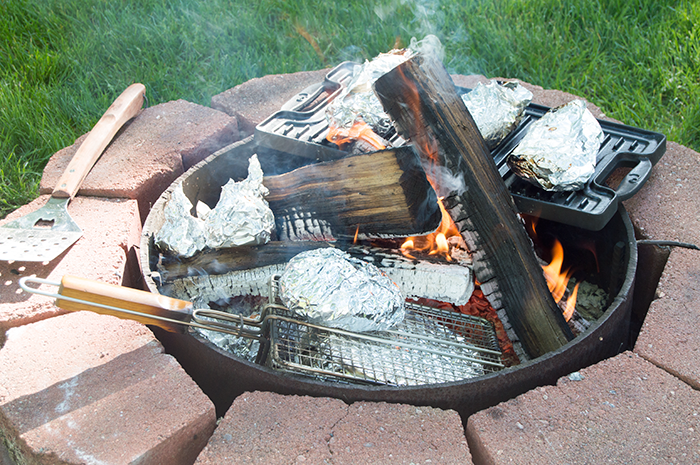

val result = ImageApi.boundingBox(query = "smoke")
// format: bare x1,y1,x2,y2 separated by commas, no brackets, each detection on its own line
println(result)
423,162,467,198
374,0,445,39
374,0,476,75
408,35,445,62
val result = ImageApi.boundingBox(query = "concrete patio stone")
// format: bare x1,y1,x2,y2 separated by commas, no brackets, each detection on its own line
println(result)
635,247,700,389
623,141,700,247
40,99,238,222
0,196,141,331
330,401,472,464
211,68,330,136
0,311,216,465
466,352,700,465
194,391,347,464
194,391,471,465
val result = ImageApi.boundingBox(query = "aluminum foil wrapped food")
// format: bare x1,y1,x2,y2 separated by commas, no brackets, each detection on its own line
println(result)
203,154,274,249
326,49,412,133
507,99,604,191
154,181,207,257
279,248,405,332
461,80,533,148
154,155,274,257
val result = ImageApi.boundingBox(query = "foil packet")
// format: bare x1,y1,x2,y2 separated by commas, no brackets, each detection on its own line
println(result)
203,155,275,249
507,99,604,191
279,248,405,332
326,49,413,133
461,80,533,148
154,181,208,257
155,155,275,257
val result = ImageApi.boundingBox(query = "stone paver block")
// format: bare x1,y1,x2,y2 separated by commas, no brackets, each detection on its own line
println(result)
466,352,700,464
195,391,471,464
635,247,700,389
195,391,347,464
0,196,141,331
0,311,216,465
211,69,330,136
40,100,238,221
624,141,700,247
330,401,472,465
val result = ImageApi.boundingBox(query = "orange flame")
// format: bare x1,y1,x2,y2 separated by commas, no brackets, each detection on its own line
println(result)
327,121,386,151
400,197,464,261
392,65,466,262
542,238,578,322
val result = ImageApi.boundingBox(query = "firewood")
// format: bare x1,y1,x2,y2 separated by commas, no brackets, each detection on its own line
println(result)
374,54,573,358
263,146,442,238
156,241,331,282
346,245,474,305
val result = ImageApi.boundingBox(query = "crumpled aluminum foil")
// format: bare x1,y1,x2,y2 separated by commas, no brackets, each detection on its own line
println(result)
154,181,208,257
203,155,274,249
279,248,405,332
155,155,275,257
507,99,604,191
461,80,533,148
326,49,413,132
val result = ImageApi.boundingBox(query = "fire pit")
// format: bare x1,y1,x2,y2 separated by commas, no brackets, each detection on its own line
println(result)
140,133,639,418
135,49,668,417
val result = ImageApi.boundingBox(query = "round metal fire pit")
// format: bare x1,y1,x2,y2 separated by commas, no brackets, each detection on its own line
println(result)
140,137,637,418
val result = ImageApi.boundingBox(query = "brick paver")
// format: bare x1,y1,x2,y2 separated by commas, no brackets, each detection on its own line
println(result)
467,352,700,464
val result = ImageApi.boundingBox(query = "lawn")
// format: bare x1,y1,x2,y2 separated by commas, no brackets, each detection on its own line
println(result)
1,0,698,217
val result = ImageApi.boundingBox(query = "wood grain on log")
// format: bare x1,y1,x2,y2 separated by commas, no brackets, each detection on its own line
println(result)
263,146,442,238
374,54,573,358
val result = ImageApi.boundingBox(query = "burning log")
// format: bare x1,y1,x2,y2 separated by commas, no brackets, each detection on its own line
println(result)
155,241,331,282
374,54,574,358
155,240,474,306
263,145,442,238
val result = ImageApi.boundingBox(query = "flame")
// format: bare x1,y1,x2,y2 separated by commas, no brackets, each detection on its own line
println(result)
401,197,464,261
327,121,386,151
542,238,578,322
393,66,465,262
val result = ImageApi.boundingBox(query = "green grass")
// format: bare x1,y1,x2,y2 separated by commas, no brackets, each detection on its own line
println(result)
2,0,699,218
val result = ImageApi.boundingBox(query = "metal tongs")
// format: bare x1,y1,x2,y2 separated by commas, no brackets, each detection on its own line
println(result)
20,275,504,386
20,274,278,341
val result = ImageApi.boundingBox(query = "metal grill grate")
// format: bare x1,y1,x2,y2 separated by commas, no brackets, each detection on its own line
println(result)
265,300,504,386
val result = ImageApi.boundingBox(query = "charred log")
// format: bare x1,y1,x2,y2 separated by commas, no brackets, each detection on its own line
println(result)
345,245,474,305
374,54,573,358
155,241,331,282
263,146,442,238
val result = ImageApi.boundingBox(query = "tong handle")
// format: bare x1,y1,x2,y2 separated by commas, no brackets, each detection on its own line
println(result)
57,275,193,333
53,83,146,199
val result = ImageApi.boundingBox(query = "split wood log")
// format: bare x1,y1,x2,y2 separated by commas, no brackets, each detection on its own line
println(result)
345,246,474,305
155,241,331,282
374,54,573,358
263,145,442,238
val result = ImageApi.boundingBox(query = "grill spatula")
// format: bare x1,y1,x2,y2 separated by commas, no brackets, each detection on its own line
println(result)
0,83,146,262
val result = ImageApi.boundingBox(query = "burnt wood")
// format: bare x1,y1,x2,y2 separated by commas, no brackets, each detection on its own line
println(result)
374,54,573,358
156,241,331,282
262,146,442,238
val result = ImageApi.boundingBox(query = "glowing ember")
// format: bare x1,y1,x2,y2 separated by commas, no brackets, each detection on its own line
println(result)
327,121,386,151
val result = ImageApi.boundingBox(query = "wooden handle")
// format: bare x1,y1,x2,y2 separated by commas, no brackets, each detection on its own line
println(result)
53,83,146,198
56,275,192,333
